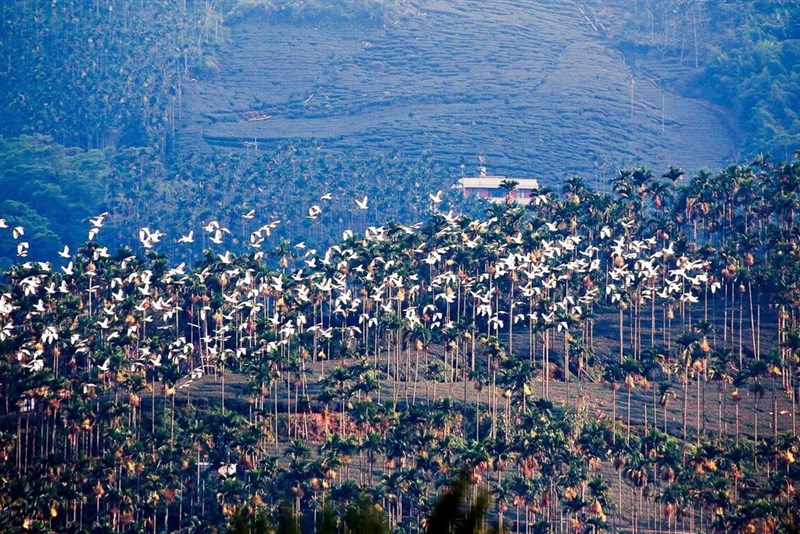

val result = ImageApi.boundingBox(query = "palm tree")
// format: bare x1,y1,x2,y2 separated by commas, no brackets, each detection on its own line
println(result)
647,179,674,213
499,180,520,206
585,476,613,533
675,330,700,460
738,359,769,448
621,358,643,445
562,176,588,206
602,363,625,443
663,166,684,190
708,347,736,438
622,449,649,534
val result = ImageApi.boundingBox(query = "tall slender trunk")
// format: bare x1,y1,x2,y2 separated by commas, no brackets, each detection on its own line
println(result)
682,369,689,464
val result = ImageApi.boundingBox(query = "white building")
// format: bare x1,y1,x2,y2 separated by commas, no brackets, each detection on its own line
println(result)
454,176,540,205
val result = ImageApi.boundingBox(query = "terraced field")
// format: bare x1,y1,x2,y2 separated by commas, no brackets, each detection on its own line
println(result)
179,0,738,186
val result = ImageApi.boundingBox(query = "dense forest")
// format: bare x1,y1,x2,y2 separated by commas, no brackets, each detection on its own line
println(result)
1,0,799,532
2,156,800,532
599,0,800,159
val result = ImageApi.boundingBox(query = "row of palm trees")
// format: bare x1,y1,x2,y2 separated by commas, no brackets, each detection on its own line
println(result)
1,154,799,532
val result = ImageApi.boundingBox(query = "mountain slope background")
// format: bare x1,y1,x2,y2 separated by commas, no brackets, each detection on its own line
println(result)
179,0,737,181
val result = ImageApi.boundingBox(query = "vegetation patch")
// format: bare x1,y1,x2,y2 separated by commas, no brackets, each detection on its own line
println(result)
225,0,421,26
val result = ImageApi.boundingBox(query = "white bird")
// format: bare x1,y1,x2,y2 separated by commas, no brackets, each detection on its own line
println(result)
355,195,369,210
307,205,322,219
249,233,264,249
139,227,164,249
23,359,44,372
217,463,237,477
16,242,29,257
320,192,333,200
209,230,225,245
89,213,108,228
243,209,256,219
429,190,443,204
265,219,281,232
533,194,550,206
12,226,24,239
58,245,70,258
0,219,6,228
177,231,194,243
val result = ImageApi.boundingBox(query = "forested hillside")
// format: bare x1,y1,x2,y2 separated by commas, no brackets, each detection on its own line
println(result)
0,0,224,151
1,156,800,532
3,0,797,269
1,0,798,267
1,1,800,532
0,138,455,268
688,2,800,159
596,0,800,161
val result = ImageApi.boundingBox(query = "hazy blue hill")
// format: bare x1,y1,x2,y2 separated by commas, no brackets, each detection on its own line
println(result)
179,0,737,184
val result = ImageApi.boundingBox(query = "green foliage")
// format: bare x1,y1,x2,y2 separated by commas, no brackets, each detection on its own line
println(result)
229,506,272,534
227,501,390,534
0,135,110,267
603,1,799,161
687,3,800,158
0,0,224,149
225,0,419,26
342,500,391,534
425,468,499,534
231,471,495,534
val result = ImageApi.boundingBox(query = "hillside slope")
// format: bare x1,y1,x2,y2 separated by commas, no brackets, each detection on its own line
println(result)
178,0,737,184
